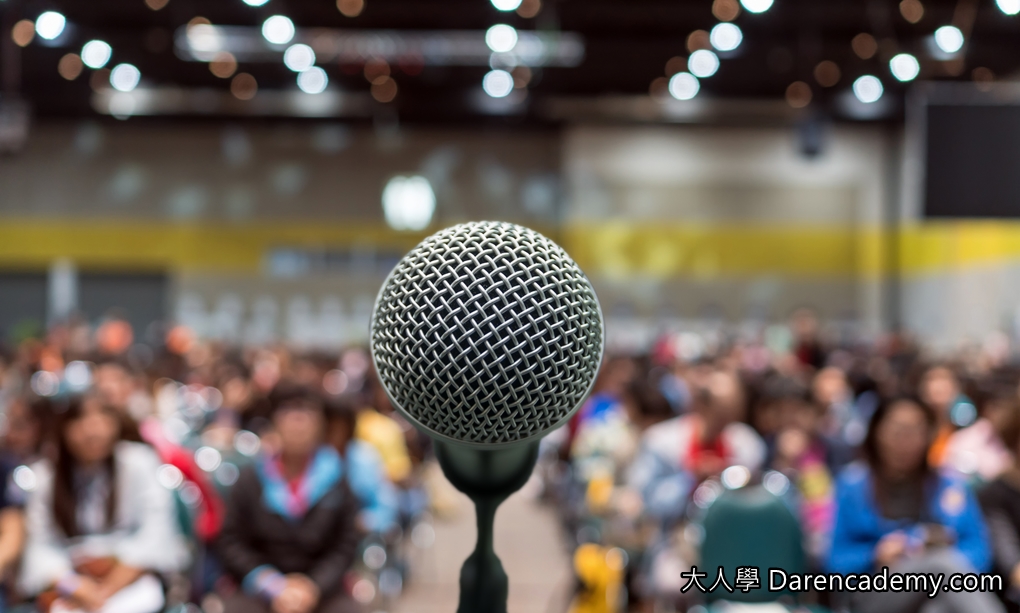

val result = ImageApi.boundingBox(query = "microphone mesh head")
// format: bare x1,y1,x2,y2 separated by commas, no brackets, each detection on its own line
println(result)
370,221,604,446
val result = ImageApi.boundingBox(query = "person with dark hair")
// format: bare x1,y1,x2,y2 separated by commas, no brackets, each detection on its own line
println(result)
977,391,1020,609
943,387,1015,482
324,397,397,534
761,376,839,564
0,456,26,610
1,395,44,465
827,396,1002,613
919,365,968,467
18,394,189,613
217,385,362,613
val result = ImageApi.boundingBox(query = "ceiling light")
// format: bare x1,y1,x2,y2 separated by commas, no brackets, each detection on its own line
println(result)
262,15,295,45
485,24,518,53
110,64,141,92
852,75,883,103
382,176,436,231
381,175,432,230
740,0,774,13
81,40,112,69
491,0,524,10
35,11,66,40
710,23,742,52
889,53,920,82
244,0,271,5
934,25,964,54
997,0,1020,15
668,72,700,100
482,69,514,97
688,49,719,78
283,44,316,71
297,66,328,93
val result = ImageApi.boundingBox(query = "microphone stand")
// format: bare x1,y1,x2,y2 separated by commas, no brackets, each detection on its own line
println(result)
433,439,542,613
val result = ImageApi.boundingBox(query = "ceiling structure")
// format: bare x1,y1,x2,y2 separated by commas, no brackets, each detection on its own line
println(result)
2,0,1020,125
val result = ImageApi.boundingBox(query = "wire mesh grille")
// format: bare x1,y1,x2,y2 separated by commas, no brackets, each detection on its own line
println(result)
370,221,604,445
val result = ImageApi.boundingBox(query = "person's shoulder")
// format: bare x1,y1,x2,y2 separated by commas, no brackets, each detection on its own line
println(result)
835,460,870,488
643,415,687,440
347,439,383,466
115,440,161,465
722,420,764,443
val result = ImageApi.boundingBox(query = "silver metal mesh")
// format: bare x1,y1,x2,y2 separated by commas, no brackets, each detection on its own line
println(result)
370,221,604,446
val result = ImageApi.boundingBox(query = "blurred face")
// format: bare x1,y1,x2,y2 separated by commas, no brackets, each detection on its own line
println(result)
3,399,40,459
813,367,849,406
64,397,120,465
274,401,325,458
876,400,930,477
95,364,133,411
920,367,959,413
698,370,745,434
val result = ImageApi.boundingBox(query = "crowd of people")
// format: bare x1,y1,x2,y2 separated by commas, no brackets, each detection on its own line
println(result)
0,319,428,613
3,311,1020,613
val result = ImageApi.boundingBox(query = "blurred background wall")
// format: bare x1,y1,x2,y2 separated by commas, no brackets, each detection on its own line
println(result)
3,119,1020,350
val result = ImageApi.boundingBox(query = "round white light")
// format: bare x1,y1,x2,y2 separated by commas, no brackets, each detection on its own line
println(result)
81,40,113,69
668,72,700,100
482,68,514,97
283,43,316,72
35,11,66,41
889,53,920,82
382,175,436,231
688,49,720,78
244,0,271,5
762,471,790,496
234,430,261,456
998,0,1020,15
64,361,92,389
195,446,222,472
262,15,295,45
485,24,518,53
852,75,884,104
13,466,37,492
710,22,743,52
491,0,524,10
721,465,751,489
740,0,774,13
297,66,328,93
110,64,141,92
934,25,964,54
157,464,185,490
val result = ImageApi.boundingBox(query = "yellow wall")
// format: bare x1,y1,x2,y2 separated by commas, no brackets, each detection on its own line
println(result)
2,218,1020,278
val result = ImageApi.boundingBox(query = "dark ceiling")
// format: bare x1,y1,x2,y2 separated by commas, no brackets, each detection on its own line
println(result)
2,0,1019,124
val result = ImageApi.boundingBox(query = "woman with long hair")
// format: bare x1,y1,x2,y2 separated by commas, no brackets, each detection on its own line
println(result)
18,394,189,613
827,395,1002,612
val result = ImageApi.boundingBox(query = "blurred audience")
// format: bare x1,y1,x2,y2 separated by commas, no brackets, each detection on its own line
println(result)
827,396,1000,612
7,310,1020,612
217,387,361,613
19,394,189,613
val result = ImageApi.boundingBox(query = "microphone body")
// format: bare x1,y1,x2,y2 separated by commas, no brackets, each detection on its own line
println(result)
370,221,604,613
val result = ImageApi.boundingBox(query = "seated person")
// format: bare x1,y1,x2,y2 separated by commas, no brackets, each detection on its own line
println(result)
1,457,26,609
827,395,1002,613
763,378,838,563
629,368,765,487
623,368,764,538
324,397,398,534
977,396,1020,608
943,388,1016,482
19,394,190,613
217,386,362,613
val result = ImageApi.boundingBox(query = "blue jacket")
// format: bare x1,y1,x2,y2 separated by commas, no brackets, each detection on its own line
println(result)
346,440,399,534
826,462,991,574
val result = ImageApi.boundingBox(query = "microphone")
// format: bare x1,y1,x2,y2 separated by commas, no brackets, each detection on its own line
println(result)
370,221,604,613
